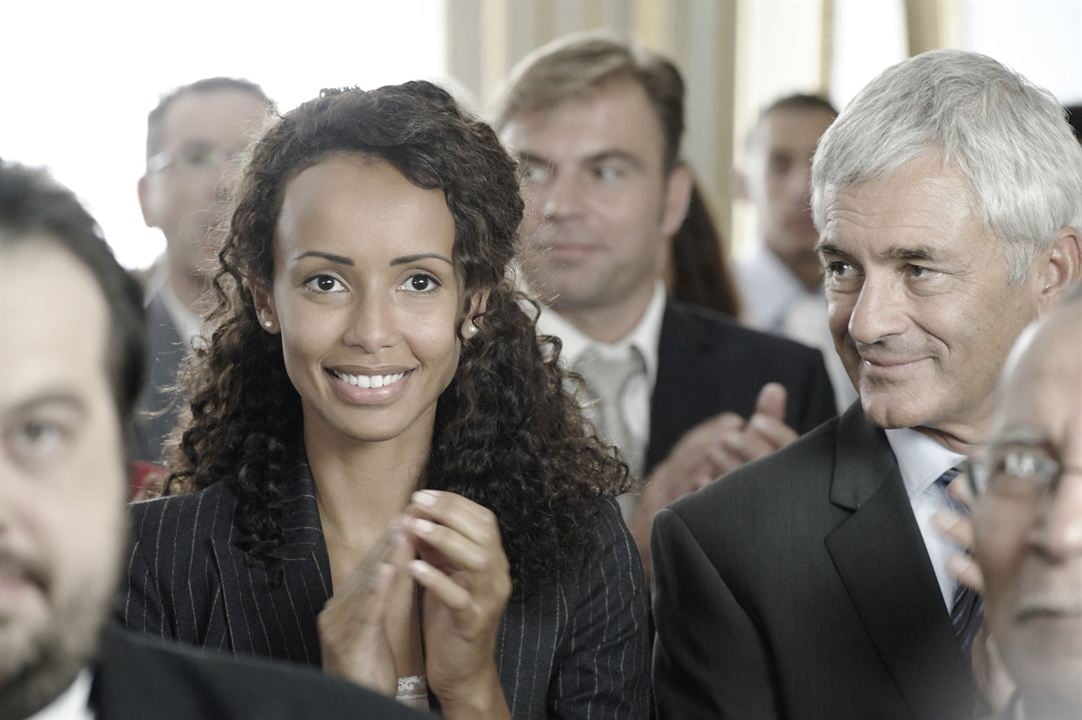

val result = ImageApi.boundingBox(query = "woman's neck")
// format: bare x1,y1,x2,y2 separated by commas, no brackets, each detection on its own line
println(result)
303,420,432,548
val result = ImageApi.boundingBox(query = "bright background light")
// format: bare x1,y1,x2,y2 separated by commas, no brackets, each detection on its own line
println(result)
1,0,447,269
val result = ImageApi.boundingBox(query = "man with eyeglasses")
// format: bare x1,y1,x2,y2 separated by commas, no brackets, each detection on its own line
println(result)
135,77,271,463
652,50,1081,719
963,284,1082,720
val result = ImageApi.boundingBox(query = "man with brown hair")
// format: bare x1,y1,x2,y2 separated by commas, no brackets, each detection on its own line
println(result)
494,34,836,579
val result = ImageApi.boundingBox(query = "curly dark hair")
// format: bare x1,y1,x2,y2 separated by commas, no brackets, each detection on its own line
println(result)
165,81,631,594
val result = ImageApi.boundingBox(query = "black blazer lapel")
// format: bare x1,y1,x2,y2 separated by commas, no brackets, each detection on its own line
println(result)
210,452,330,665
825,407,975,719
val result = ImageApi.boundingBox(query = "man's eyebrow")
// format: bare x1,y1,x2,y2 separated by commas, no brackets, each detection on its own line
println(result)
991,426,1050,448
884,245,937,262
293,251,354,266
815,240,848,256
4,392,87,418
584,150,643,169
516,151,551,166
390,253,453,267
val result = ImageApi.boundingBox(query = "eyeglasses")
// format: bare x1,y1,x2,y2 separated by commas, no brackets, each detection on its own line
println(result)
964,442,1082,502
147,143,236,175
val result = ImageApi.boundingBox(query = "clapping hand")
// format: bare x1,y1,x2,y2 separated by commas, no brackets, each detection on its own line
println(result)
317,523,414,695
403,490,512,720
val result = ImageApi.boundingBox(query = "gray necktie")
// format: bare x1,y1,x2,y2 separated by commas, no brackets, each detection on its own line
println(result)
572,346,647,478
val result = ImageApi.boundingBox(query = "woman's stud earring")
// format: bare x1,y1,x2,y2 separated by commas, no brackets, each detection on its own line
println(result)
264,320,273,329
467,324,478,336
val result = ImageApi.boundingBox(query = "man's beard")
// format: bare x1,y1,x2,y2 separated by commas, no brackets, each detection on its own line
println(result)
0,549,119,720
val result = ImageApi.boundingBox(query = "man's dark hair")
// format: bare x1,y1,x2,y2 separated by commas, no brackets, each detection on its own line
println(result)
747,93,838,149
762,93,838,119
1066,104,1082,142
146,77,273,160
0,161,145,421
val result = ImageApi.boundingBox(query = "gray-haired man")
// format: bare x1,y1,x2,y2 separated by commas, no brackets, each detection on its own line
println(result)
652,50,1082,720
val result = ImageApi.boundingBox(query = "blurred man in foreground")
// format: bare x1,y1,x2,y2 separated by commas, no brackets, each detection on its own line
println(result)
0,161,418,720
971,284,1082,719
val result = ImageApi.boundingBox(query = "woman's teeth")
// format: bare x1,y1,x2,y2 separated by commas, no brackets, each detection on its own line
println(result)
332,370,407,389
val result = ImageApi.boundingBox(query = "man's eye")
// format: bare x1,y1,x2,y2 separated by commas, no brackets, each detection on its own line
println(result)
907,264,937,280
304,275,345,293
10,420,67,458
826,261,853,277
522,162,550,184
593,164,623,182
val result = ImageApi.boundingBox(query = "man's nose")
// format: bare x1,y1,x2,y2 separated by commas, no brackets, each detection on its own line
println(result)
847,274,909,345
540,171,586,220
1030,456,1082,561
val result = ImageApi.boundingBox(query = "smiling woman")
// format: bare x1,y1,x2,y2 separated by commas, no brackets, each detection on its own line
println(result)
119,82,649,720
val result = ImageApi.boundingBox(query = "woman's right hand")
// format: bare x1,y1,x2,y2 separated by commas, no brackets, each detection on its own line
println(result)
317,526,411,696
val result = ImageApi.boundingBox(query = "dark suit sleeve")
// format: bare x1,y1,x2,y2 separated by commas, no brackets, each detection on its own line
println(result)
551,499,651,719
652,507,778,720
788,348,836,434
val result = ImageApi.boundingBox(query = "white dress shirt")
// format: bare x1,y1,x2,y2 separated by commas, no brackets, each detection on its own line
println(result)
148,265,203,349
738,246,858,412
535,281,666,453
884,427,969,609
28,669,94,720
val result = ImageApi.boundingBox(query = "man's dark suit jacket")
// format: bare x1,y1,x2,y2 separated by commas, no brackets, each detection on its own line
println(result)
120,452,650,719
651,404,977,720
91,624,421,718
644,299,836,474
132,292,186,463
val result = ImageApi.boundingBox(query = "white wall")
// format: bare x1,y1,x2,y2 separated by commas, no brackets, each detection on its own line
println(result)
0,0,446,269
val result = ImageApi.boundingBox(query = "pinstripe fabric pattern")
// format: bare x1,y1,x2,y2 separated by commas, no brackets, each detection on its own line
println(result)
120,455,650,719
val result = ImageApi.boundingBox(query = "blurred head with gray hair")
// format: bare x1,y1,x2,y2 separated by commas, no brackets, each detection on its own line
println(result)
811,49,1080,448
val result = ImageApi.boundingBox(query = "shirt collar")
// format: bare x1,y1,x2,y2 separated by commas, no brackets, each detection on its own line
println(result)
29,669,93,720
739,246,819,330
535,281,666,388
157,278,203,347
884,427,968,499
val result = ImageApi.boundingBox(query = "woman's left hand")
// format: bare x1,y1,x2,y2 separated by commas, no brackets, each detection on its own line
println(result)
403,489,512,720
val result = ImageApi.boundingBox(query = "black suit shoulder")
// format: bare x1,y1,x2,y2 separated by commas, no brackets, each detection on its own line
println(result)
122,483,235,645
93,625,421,719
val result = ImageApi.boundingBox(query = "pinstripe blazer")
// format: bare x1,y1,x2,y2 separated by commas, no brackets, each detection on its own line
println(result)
121,453,651,719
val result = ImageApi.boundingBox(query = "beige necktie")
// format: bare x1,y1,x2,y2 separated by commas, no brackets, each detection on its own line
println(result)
572,346,647,478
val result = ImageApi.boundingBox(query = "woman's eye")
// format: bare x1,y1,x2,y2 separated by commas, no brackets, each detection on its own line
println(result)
304,275,345,293
403,273,440,293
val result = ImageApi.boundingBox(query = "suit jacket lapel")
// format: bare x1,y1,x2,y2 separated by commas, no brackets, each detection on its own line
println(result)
647,300,715,473
825,406,975,719
210,448,330,664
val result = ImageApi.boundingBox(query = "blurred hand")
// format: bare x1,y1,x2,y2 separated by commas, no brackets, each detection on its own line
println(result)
403,490,511,720
711,383,799,473
932,477,1014,712
317,525,413,696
